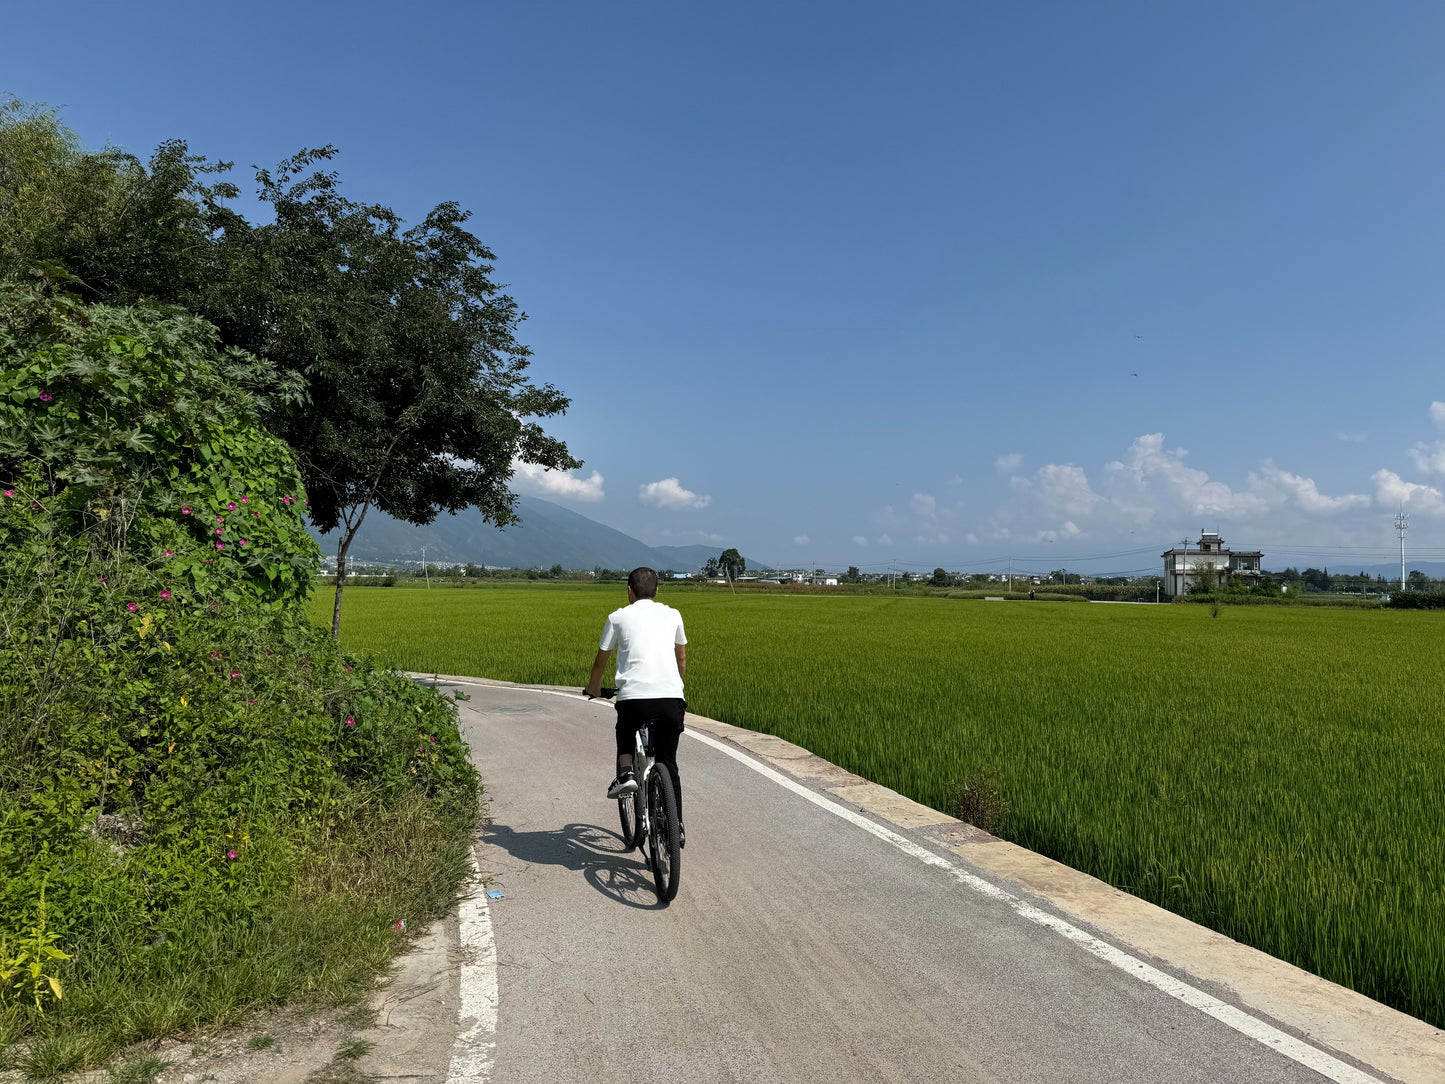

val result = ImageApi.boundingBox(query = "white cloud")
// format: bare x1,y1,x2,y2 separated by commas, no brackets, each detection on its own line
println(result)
1372,469,1445,516
1033,521,1082,543
965,532,980,545
852,535,869,547
1431,402,1445,429
877,534,893,546
1337,431,1367,444
1036,464,1102,516
794,535,811,546
947,474,964,486
995,453,1023,474
639,477,711,510
1253,463,1370,514
1409,442,1445,476
1106,434,1268,518
911,492,937,518
511,460,605,502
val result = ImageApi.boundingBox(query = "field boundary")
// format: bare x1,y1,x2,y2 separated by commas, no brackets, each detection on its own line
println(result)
414,673,1445,1084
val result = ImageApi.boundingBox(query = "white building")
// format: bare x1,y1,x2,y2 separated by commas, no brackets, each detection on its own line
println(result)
1162,532,1264,598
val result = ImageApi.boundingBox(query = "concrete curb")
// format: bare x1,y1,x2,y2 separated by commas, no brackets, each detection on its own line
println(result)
417,673,1445,1084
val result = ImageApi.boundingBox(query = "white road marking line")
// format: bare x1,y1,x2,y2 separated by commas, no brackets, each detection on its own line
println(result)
447,847,498,1084
683,728,1387,1084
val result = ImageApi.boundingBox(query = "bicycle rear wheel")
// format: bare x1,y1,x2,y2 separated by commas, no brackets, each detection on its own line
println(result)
617,789,642,851
646,765,682,902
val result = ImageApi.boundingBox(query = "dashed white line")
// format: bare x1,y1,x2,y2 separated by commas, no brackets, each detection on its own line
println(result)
447,847,498,1084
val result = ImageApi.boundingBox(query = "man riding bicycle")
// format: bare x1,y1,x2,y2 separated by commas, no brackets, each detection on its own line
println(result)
584,567,688,847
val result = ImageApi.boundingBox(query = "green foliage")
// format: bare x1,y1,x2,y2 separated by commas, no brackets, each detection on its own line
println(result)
0,288,478,1065
321,584,1445,1030
0,893,70,1013
1385,590,1445,609
717,548,744,582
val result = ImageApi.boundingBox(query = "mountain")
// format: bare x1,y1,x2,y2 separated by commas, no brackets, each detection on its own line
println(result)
309,496,759,572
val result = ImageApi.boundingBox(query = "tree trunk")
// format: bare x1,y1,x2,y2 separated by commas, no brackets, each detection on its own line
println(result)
331,533,350,640
329,502,372,640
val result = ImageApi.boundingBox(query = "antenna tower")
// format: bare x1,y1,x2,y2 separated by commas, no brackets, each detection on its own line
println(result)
1395,510,1408,591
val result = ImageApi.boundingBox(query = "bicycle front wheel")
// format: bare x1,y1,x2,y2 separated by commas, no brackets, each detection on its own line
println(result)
646,765,682,902
618,789,642,851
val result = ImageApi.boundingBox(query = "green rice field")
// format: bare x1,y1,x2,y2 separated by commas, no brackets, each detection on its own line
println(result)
311,583,1445,1027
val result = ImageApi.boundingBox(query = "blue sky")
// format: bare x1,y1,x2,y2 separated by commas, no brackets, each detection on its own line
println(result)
7,2,1445,576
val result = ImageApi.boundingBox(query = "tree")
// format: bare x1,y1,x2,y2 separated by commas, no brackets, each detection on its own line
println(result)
841,565,863,584
0,108,578,639
702,556,722,578
1188,561,1218,595
197,149,578,636
930,567,952,587
1408,569,1429,590
718,548,744,582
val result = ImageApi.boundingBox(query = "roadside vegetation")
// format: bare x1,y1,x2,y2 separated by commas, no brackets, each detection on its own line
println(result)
0,100,563,1074
321,582,1445,1030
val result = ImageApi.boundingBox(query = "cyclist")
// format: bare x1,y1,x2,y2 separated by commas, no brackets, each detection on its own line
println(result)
583,566,688,846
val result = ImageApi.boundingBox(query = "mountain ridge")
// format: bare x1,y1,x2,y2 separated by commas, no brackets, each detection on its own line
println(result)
309,495,761,572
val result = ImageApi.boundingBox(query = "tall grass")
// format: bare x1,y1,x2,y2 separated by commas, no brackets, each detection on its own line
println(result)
316,584,1445,1028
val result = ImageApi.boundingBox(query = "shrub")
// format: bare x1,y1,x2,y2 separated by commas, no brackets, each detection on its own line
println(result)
0,285,476,1055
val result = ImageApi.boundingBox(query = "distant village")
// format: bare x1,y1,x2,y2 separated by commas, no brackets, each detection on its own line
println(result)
320,531,1423,599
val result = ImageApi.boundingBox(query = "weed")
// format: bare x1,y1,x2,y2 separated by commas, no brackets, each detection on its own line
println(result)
950,776,1009,834
335,1038,373,1061
107,1053,170,1084
246,1033,276,1051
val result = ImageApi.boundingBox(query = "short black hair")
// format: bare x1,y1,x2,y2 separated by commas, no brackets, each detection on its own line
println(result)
628,567,658,599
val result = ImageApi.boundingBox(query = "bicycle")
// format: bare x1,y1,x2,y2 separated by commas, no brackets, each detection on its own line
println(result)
588,687,681,903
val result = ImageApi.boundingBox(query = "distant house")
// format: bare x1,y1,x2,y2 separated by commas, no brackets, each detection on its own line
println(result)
1162,532,1264,597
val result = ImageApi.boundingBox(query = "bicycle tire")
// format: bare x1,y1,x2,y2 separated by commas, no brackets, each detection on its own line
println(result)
617,789,642,851
646,764,682,902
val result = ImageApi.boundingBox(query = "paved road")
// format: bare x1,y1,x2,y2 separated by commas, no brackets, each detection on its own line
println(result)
451,680,1356,1084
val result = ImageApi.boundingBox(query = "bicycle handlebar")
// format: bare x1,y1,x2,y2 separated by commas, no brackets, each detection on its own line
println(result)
585,686,618,700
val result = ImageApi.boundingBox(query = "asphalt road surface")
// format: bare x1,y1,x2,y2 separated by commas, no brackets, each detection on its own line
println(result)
453,680,1363,1084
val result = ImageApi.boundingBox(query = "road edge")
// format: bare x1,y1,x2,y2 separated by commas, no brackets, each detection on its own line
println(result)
417,673,1444,1084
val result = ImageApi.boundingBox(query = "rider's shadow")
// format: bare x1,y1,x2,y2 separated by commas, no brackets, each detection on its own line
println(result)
485,821,665,909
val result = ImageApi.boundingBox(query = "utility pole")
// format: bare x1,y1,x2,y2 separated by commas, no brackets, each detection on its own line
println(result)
422,545,430,588
1180,537,1190,598
1396,509,1408,590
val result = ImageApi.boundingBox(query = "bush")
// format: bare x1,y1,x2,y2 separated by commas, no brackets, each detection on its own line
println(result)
0,285,476,1064
1384,590,1445,610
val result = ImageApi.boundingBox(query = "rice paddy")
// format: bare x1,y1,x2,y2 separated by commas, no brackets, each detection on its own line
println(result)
312,583,1445,1027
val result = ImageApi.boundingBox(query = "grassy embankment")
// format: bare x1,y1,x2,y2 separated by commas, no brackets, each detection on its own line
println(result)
317,582,1444,1029
0,292,479,1079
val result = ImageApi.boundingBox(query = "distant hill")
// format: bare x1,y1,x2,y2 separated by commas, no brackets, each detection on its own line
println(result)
309,496,760,572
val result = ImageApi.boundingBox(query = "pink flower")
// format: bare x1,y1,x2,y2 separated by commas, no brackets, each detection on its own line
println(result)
345,716,356,727
226,502,236,510
181,507,191,515
265,648,273,654
216,542,225,550
230,670,241,679
216,515,224,523
98,576,107,583
2,490,12,497
344,664,352,672
160,590,172,600
253,511,260,518
226,849,238,860
215,527,224,535
210,651,219,659
239,539,248,547
38,391,51,402
127,602,138,612
428,736,435,742
247,698,255,704
163,549,174,556
240,496,249,504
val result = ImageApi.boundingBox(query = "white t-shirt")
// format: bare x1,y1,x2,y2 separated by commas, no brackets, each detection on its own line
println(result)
599,598,687,701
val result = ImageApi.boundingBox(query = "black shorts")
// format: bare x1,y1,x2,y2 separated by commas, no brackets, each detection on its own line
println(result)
614,697,686,758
